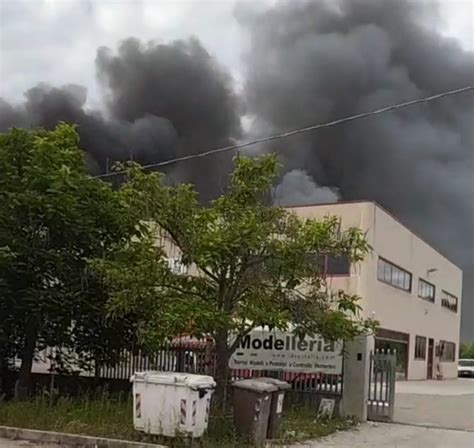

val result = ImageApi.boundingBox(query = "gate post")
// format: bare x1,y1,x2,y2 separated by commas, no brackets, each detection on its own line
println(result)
341,335,374,422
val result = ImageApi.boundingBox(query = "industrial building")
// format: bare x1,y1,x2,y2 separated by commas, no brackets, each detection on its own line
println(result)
289,201,462,380
24,202,462,382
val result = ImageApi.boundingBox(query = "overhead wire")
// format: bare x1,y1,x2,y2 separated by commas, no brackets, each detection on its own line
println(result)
95,85,474,179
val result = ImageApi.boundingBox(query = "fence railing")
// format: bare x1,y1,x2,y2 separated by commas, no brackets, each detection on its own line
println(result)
18,338,343,399
95,342,343,396
367,349,396,422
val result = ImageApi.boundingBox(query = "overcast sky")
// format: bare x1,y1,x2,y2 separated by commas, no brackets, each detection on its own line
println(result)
1,0,473,107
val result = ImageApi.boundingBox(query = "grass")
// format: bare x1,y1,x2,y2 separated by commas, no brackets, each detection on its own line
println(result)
0,392,356,447
0,392,143,442
279,407,358,443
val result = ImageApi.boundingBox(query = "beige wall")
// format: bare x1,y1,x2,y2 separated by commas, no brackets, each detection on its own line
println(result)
288,202,463,380
288,202,373,298
155,202,462,380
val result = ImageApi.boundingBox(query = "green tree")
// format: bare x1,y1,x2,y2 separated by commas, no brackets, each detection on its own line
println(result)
0,124,142,397
460,342,474,359
97,154,376,410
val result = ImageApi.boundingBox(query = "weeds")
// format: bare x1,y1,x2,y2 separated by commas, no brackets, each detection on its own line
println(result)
280,406,357,443
0,391,143,442
0,392,355,447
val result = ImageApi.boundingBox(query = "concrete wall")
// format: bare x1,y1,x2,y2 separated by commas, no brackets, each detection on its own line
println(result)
341,335,375,421
288,202,463,380
153,202,462,380
365,204,462,379
288,202,371,298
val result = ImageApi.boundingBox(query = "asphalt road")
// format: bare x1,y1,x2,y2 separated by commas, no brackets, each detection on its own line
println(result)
0,441,55,447
394,378,474,431
297,423,474,448
0,437,64,448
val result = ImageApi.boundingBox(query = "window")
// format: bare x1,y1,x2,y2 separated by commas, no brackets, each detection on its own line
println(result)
307,253,351,276
459,359,474,367
441,290,458,312
324,254,350,275
377,257,412,292
415,336,427,360
251,253,350,277
439,341,456,362
418,279,435,302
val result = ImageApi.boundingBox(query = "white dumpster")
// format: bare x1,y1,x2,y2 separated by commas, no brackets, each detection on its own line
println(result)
131,371,216,438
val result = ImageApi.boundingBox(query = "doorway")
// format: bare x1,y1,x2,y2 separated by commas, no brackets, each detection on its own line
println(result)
375,328,409,380
427,338,434,379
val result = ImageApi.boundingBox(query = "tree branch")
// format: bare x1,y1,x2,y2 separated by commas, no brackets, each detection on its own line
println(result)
154,219,220,283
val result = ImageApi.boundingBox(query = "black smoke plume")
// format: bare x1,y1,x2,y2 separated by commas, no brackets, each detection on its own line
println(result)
0,37,241,197
237,0,474,339
1,1,472,338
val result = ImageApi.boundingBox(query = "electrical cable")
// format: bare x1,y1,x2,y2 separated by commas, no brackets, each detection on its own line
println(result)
95,85,474,179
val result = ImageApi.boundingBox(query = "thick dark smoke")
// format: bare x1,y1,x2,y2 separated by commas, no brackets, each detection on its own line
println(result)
0,37,241,197
1,1,473,338
237,0,474,339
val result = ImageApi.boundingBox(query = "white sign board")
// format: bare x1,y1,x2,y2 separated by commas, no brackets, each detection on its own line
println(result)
229,329,343,374
318,398,336,418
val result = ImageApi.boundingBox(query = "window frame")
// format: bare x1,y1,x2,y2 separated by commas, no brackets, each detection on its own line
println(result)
440,290,458,313
377,257,412,292
418,278,436,303
414,335,427,360
439,341,456,362
322,254,351,276
305,253,351,277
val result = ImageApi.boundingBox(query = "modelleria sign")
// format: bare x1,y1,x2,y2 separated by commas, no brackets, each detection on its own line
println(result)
229,329,343,374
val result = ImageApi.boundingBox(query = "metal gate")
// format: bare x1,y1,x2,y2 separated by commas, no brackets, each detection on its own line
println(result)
367,349,396,422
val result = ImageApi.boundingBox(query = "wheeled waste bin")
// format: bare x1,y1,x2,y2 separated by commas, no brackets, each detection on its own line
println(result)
131,371,215,438
232,379,277,445
254,377,291,438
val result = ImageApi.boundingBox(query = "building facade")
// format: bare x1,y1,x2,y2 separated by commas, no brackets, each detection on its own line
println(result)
23,202,462,382
289,201,462,380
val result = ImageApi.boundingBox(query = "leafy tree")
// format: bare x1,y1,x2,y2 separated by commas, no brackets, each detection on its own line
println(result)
0,124,142,397
97,154,376,410
460,342,474,359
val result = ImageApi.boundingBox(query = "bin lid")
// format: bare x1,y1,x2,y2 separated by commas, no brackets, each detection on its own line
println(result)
253,377,292,390
232,379,278,393
131,371,216,389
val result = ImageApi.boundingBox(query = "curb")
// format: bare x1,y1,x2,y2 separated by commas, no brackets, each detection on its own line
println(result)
390,420,474,433
0,426,168,447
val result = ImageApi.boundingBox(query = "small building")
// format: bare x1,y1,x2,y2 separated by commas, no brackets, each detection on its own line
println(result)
289,201,462,380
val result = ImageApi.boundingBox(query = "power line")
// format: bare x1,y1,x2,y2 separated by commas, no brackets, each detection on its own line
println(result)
95,85,474,179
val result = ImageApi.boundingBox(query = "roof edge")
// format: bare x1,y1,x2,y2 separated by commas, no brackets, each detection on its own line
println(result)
284,200,462,271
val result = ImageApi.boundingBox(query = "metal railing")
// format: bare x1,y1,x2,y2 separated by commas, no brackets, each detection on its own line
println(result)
95,341,343,396
367,349,396,422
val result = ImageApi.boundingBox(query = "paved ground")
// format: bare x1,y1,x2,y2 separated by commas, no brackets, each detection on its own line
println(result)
394,378,474,430
293,423,474,447
0,440,55,447
396,378,474,395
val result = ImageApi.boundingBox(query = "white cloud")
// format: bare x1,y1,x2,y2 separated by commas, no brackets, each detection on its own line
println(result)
0,0,245,105
0,0,472,105
437,0,474,51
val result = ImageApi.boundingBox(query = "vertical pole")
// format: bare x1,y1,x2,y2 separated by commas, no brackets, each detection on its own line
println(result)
374,349,378,418
389,350,396,421
341,335,374,422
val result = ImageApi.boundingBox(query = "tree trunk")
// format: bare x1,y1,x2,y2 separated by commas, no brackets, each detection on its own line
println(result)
214,329,230,414
15,320,38,399
0,354,4,395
